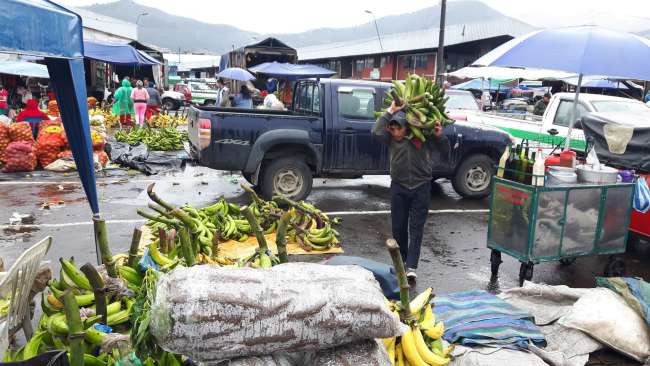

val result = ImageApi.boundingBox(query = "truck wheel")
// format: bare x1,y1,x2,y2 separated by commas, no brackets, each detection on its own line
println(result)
452,154,494,199
260,157,313,201
162,98,179,110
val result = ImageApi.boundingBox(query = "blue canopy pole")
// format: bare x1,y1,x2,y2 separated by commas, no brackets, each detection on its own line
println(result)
46,58,99,215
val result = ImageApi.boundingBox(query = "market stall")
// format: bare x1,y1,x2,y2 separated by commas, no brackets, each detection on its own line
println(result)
3,0,99,215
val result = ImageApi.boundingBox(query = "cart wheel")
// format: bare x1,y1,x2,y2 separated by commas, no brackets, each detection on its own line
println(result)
559,258,576,266
490,250,502,278
518,262,534,286
603,256,626,277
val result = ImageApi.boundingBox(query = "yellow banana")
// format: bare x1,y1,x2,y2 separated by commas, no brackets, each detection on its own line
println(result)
47,293,64,310
149,240,174,266
410,287,432,316
412,326,451,366
396,343,405,366
424,321,445,340
383,337,396,365
401,327,430,366
420,304,436,329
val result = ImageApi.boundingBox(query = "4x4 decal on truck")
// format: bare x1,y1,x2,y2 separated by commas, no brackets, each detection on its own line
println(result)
215,138,250,146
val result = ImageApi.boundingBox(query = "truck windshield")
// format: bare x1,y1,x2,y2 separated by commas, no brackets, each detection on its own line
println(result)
446,92,480,111
592,100,650,114
191,83,215,91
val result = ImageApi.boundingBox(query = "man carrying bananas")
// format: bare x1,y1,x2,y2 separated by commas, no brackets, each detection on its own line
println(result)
373,101,449,281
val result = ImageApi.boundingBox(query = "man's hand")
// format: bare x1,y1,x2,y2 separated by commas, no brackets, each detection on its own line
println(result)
387,100,406,115
433,120,443,138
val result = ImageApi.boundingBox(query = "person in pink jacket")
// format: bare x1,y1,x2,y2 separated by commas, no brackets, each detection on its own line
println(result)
130,80,150,125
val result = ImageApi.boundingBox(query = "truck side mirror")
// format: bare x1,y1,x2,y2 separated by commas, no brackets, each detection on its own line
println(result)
548,128,559,136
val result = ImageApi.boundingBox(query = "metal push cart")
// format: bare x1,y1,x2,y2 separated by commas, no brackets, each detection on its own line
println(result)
487,176,635,285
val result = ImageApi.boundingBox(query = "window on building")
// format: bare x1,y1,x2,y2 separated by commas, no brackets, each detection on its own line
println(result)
365,58,374,69
415,55,428,69
402,55,413,69
380,56,390,68
355,59,365,72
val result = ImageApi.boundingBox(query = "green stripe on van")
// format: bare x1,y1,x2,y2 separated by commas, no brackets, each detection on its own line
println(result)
495,126,586,151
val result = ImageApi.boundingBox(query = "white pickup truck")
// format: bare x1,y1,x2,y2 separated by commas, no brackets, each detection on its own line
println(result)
455,93,650,151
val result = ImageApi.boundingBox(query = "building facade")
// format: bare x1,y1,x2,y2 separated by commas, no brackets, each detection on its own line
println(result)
298,20,535,81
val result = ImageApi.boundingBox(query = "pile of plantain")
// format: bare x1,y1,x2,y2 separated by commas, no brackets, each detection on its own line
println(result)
138,184,342,271
6,184,342,365
147,112,187,128
114,126,187,151
379,74,455,142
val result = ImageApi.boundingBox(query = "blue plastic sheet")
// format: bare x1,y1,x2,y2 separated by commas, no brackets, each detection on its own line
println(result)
0,60,49,78
0,0,83,58
84,41,161,66
249,62,336,80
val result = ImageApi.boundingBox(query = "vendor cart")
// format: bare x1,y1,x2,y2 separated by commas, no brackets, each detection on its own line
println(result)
487,176,634,285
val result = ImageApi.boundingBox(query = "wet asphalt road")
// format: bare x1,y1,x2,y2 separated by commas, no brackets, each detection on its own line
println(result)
1,165,648,364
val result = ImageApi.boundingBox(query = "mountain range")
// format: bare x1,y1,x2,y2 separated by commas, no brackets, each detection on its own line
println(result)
82,0,516,54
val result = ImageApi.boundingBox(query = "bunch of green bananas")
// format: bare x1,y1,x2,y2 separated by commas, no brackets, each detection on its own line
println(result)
114,126,187,151
379,74,454,143
8,257,143,365
285,201,341,252
382,288,453,366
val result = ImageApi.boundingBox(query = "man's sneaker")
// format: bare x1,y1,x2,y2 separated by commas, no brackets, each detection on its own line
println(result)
406,268,417,281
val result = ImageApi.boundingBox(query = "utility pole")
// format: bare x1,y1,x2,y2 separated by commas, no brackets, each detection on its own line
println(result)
436,0,447,86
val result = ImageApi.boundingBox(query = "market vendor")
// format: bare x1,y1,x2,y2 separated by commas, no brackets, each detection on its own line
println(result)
0,85,8,115
372,101,449,281
146,82,161,120
16,99,49,137
112,78,134,126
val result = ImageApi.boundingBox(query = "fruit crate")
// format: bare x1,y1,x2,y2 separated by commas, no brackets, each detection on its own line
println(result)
487,176,634,285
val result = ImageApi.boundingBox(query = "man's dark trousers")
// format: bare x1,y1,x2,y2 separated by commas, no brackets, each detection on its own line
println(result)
390,181,431,269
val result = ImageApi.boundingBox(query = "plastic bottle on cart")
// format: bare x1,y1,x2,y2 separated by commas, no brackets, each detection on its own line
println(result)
526,151,535,185
533,148,545,186
496,145,511,178
511,144,522,182
504,145,516,180
518,146,530,183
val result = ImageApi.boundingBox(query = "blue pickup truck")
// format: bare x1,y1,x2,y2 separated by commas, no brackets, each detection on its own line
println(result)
188,79,511,201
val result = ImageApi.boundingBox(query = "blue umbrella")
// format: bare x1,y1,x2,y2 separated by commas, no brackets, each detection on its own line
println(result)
217,67,256,81
473,26,650,148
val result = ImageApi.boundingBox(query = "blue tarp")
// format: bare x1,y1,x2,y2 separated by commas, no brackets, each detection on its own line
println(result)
84,41,161,66
0,60,49,78
249,62,336,80
451,78,515,91
1,0,83,59
5,0,98,215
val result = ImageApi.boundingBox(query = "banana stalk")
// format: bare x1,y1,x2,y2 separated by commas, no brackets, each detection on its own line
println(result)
93,218,117,278
242,206,273,268
128,227,143,269
385,239,413,322
275,212,291,264
80,263,107,324
62,290,84,366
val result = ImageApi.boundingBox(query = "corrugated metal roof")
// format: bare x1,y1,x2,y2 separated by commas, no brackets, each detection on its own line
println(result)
298,19,536,61
73,7,137,42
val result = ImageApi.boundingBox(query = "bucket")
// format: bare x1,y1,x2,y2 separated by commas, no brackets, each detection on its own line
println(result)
576,164,619,184
547,166,577,186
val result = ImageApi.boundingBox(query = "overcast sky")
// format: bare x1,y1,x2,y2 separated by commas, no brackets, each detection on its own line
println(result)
59,0,650,34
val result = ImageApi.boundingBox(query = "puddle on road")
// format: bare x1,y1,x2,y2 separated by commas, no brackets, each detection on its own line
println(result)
1,226,40,248
107,165,247,207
